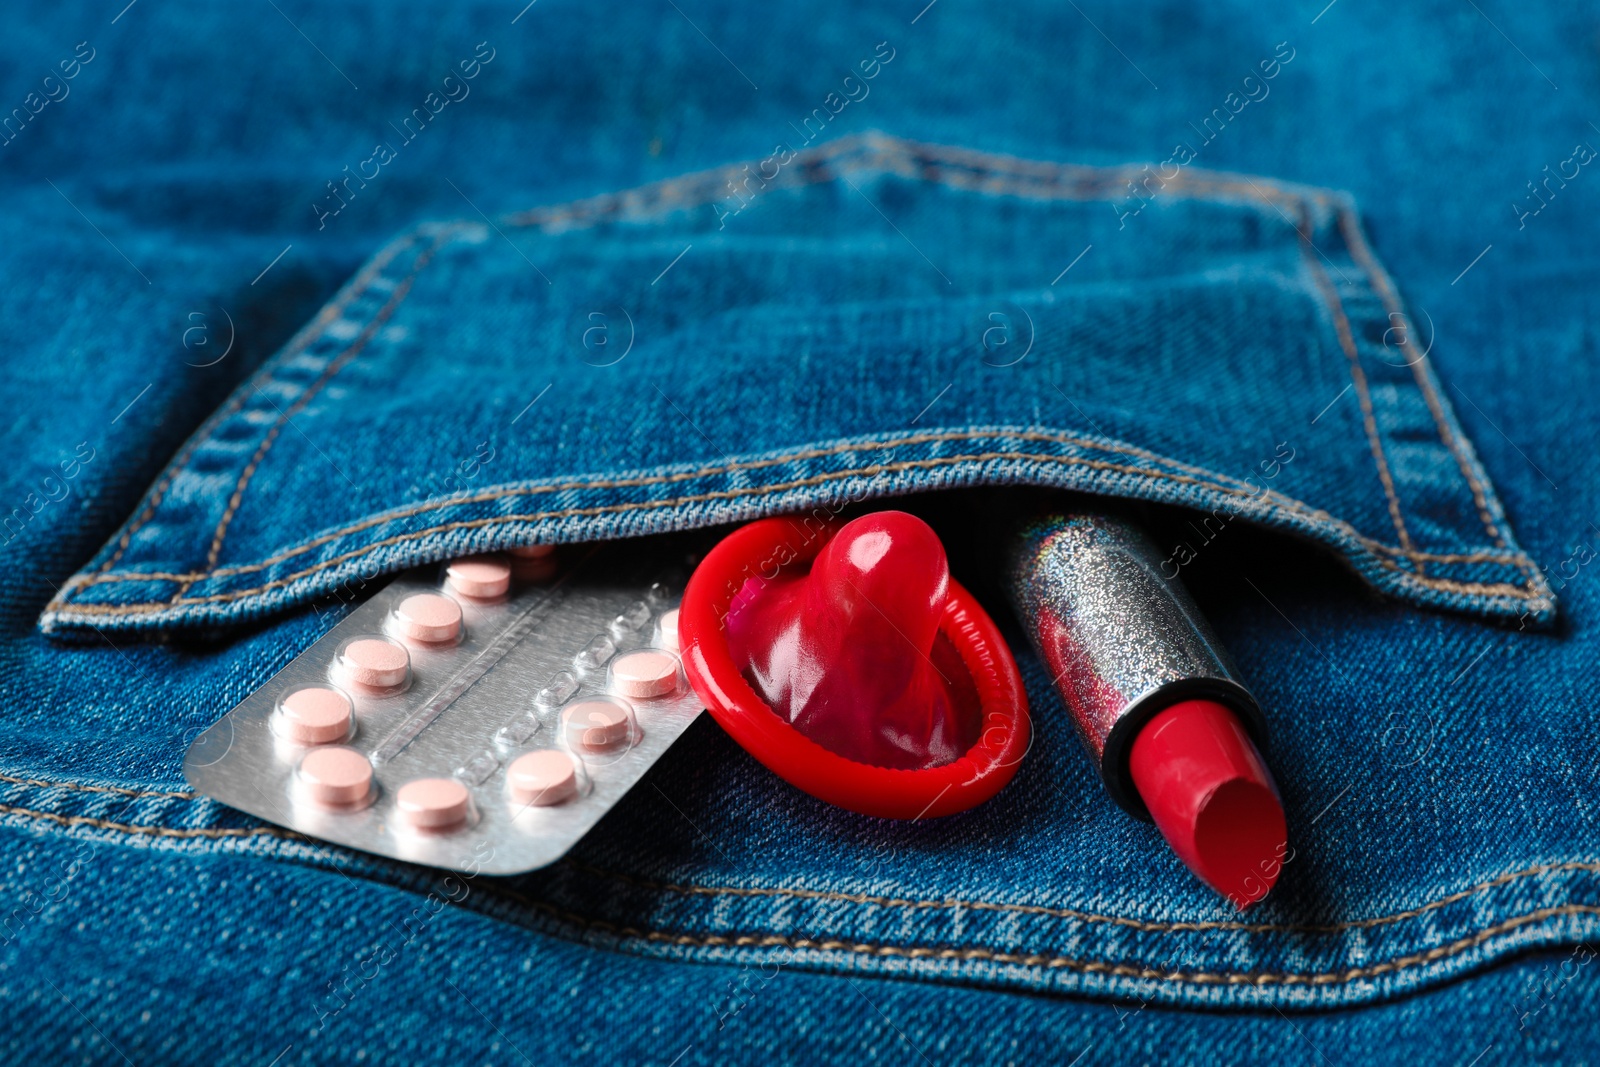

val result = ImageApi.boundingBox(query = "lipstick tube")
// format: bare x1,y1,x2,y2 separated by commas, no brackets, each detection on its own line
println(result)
1007,510,1286,907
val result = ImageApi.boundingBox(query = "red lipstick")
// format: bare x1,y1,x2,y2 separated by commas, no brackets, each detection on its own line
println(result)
1008,511,1287,908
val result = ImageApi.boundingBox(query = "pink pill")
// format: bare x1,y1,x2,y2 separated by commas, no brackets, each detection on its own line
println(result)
393,592,462,644
657,608,680,651
562,699,633,749
508,544,555,559
338,637,410,690
507,750,579,807
298,747,374,808
610,650,679,698
276,686,353,744
446,554,511,599
396,777,471,830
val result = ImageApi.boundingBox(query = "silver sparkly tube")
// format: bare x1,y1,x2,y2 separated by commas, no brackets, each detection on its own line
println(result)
1007,511,1267,818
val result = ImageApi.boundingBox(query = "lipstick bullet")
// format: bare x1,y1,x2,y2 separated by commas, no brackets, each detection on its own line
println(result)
1007,510,1287,908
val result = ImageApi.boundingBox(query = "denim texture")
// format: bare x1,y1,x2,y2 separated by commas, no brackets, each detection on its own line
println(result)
38,132,1549,632
2,0,1598,1062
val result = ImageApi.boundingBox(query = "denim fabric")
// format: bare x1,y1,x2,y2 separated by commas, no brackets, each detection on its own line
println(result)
2,0,1598,1063
38,132,1548,632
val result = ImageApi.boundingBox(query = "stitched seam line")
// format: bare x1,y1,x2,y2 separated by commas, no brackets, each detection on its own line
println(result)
181,231,451,596
0,802,298,839
0,770,1578,935
2,799,1593,980
63,132,1533,615
59,540,1536,588
98,401,239,574
48,449,1543,616
514,895,1600,988
561,858,1600,936
80,429,1280,583
101,231,431,573
0,772,194,800
55,427,1537,594
1296,202,1419,571
1336,208,1510,550
498,133,1336,231
0,790,1589,935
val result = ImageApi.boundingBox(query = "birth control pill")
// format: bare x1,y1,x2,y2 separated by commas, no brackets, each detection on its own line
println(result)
275,686,353,744
298,747,374,809
508,544,555,559
336,637,411,691
609,650,679,699
508,750,579,806
396,777,471,830
445,554,512,599
657,608,680,650
392,592,463,644
562,698,634,750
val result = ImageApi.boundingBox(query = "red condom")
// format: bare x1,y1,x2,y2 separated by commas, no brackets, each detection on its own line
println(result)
679,513,1029,819
726,511,971,769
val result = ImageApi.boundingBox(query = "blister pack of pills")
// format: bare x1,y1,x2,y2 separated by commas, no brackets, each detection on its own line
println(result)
183,542,701,875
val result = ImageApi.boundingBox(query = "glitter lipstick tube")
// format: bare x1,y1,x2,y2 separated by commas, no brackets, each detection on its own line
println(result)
1007,509,1286,906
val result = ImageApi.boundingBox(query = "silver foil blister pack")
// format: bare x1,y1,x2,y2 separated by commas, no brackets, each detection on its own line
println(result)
183,544,702,875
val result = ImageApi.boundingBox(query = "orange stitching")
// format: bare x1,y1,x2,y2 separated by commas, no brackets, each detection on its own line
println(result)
505,892,1600,988
56,428,1537,593
101,232,433,574
57,541,1536,591
1295,202,1420,572
8,803,1594,989
46,449,1545,616
0,801,298,840
0,771,194,800
98,402,240,574
2,798,1593,984
562,858,1600,936
183,231,452,595
64,132,1540,619
0,784,1591,946
61,571,214,587
1336,208,1511,550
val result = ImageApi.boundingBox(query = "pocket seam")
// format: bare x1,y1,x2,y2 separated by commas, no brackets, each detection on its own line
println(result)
47,131,1551,623
61,428,1540,588
48,441,1543,614
3,783,1587,953
561,857,1600,936
511,893,1600,990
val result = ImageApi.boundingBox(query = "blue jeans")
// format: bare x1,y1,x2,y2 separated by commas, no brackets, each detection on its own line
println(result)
2,0,1596,1062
